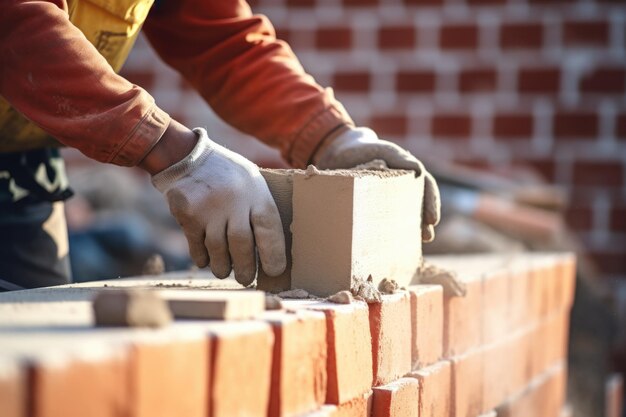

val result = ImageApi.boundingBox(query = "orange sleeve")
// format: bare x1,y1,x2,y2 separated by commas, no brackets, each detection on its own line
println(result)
142,0,353,168
0,0,170,166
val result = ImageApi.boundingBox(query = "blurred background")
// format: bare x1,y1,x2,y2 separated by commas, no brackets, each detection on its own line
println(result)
60,0,625,415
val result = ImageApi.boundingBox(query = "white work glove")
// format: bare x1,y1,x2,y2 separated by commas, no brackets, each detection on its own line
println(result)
314,127,440,242
152,128,286,286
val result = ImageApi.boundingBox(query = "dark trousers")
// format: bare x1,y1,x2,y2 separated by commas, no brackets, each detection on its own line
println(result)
0,147,72,290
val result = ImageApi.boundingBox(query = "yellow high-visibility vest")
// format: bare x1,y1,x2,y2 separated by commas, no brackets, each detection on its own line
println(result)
0,0,154,152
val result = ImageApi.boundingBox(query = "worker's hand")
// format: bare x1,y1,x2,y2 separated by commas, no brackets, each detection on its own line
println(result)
151,128,286,286
313,127,440,242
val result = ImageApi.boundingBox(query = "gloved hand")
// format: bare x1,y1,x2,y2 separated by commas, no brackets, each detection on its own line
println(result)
151,128,286,286
314,127,440,242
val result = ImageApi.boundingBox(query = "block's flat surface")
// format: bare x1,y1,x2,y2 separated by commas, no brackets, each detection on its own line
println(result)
161,289,265,320
291,169,423,297
258,169,296,292
450,349,483,417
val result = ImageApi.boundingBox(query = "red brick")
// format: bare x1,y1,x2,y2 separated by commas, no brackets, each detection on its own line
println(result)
610,204,626,232
301,301,373,404
467,0,506,4
285,0,316,6
370,115,409,137
378,26,417,49
396,70,436,93
563,20,610,46
369,292,412,386
507,330,533,397
564,205,594,231
482,270,510,344
459,69,497,93
482,339,511,410
528,0,574,3
403,0,444,5
119,70,155,88
555,254,576,311
572,160,623,187
449,349,483,417
589,250,626,276
130,338,208,417
493,113,533,139
31,352,131,417
497,363,567,417
333,72,371,92
508,267,531,330
443,276,483,357
264,310,327,417
275,28,293,43
343,0,378,5
515,158,557,182
606,374,624,417
207,322,274,417
316,28,352,49
553,111,598,138
518,67,560,94
617,113,626,139
408,361,452,417
0,362,26,417
440,24,479,49
409,285,443,369
580,68,626,94
500,23,544,49
432,114,472,139
372,378,419,417
330,391,373,417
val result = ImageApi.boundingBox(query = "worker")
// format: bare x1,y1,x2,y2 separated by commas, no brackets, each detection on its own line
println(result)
0,0,440,291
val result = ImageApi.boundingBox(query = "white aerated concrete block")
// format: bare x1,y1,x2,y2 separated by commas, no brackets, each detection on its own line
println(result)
261,168,424,297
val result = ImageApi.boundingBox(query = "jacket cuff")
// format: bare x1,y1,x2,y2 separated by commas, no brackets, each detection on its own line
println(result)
286,104,354,169
107,105,171,167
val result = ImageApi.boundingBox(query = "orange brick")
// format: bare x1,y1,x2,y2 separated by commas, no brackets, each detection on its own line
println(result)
443,276,483,357
264,310,328,417
529,257,559,320
408,361,452,417
556,254,576,311
545,311,570,367
507,329,533,397
0,361,26,417
482,270,510,344
449,349,483,417
206,321,274,417
300,301,373,404
408,285,443,369
497,363,566,417
30,348,131,417
606,374,623,417
508,267,530,331
369,292,412,386
483,338,514,411
130,337,208,417
330,391,373,417
372,378,419,417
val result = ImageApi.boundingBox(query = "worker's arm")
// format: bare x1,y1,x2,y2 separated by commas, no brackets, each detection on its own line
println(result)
0,0,170,166
142,0,354,168
0,0,286,284
143,1,440,240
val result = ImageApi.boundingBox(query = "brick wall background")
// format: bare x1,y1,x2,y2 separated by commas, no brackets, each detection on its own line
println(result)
118,1,626,289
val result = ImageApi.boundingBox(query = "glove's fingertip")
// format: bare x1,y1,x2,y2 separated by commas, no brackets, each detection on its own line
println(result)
262,252,287,277
422,224,435,243
423,173,441,226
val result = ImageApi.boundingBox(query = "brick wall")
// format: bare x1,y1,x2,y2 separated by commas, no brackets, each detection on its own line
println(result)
120,1,626,285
